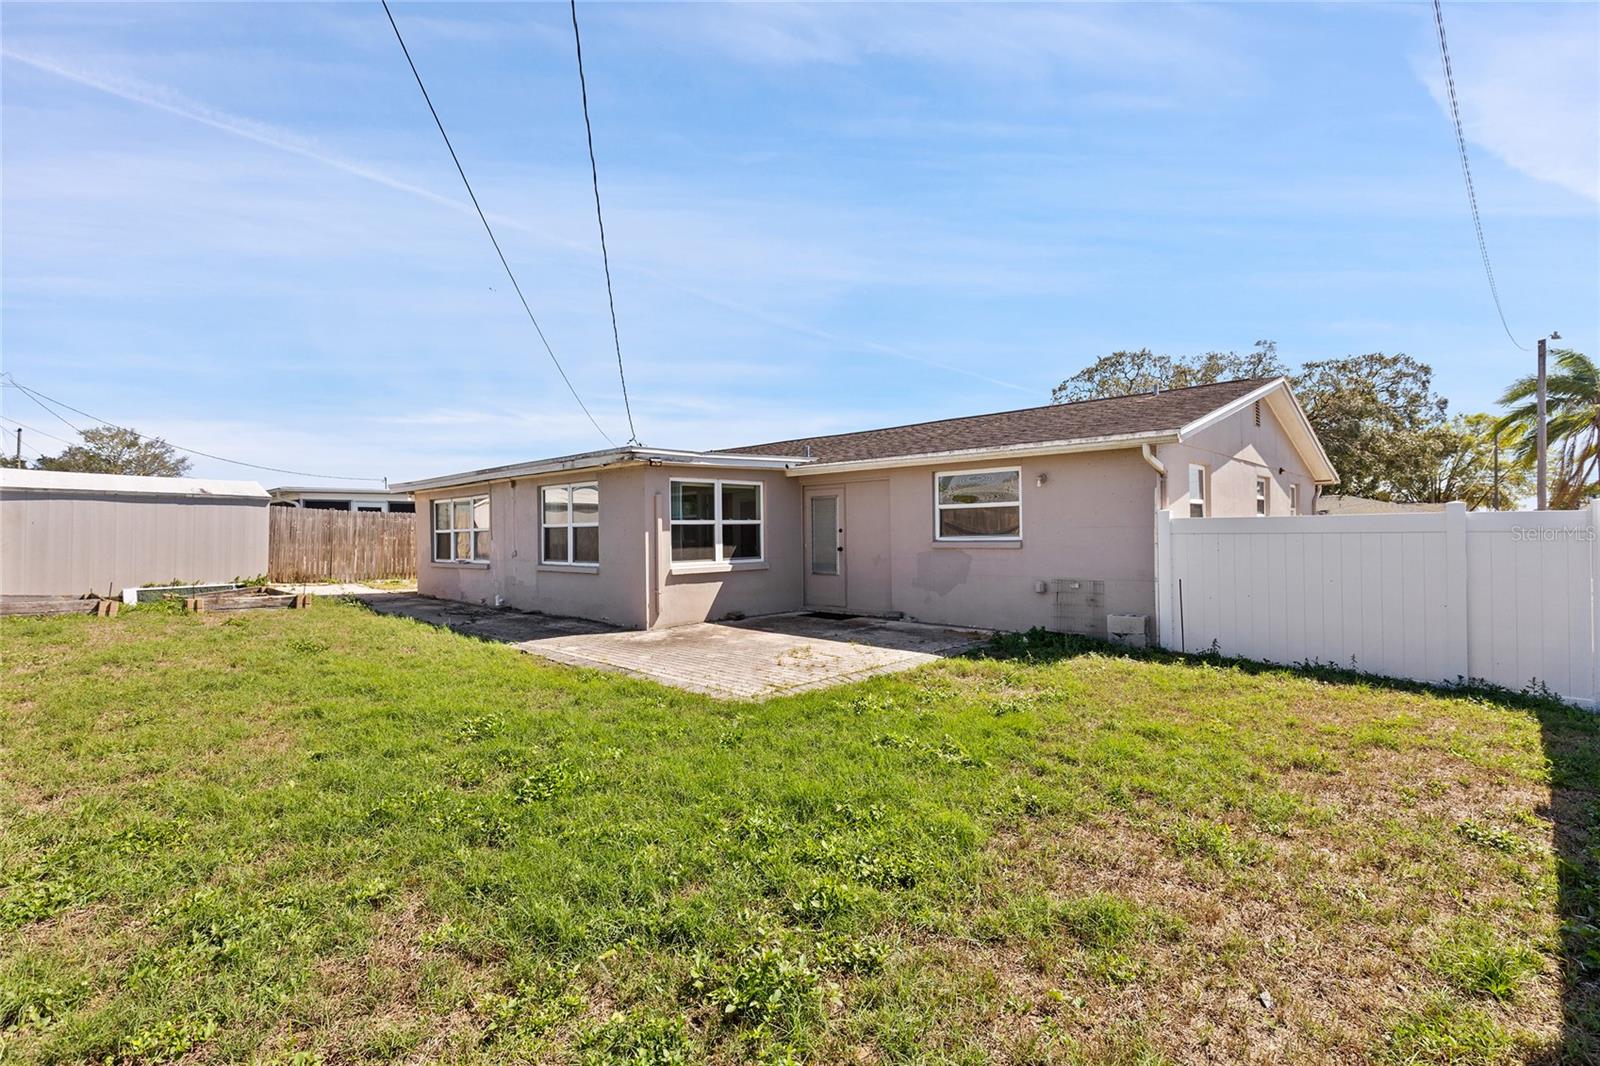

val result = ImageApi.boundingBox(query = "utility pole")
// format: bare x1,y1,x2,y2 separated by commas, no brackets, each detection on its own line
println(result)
1536,337,1547,510
13,428,20,466
1492,428,1500,510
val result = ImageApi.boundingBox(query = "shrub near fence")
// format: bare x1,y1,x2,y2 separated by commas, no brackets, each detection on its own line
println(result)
268,508,416,583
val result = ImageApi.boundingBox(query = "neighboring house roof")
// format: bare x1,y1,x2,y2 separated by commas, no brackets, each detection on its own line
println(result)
0,468,268,500
393,376,1338,493
1315,494,1448,515
269,485,409,499
721,378,1273,465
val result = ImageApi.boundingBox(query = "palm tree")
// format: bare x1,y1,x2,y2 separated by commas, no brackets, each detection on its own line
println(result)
1495,349,1600,509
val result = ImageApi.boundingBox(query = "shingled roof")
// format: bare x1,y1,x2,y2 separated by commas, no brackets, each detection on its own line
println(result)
720,377,1274,465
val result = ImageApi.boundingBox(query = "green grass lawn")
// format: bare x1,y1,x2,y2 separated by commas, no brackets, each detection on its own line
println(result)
1,600,1595,1064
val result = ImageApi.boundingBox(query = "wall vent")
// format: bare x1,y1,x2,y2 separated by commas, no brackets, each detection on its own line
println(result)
1253,400,1262,427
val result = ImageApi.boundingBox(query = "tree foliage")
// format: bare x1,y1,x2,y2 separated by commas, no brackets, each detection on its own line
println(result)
1384,413,1531,510
1050,340,1287,404
1047,344,1530,504
32,426,191,477
1291,352,1452,499
1493,348,1599,510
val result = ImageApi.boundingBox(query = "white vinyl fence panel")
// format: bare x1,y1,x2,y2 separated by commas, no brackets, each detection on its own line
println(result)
1155,501,1599,708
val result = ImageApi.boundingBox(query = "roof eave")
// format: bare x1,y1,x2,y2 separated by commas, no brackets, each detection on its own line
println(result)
784,431,1183,477
392,448,812,494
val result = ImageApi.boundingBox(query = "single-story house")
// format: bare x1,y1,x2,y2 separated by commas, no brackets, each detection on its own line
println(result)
0,468,269,596
392,377,1337,637
269,486,415,513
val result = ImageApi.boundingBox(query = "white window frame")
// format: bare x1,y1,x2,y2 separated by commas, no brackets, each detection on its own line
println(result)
669,478,764,565
540,481,600,567
431,494,490,563
1255,475,1269,516
1289,483,1300,515
933,466,1023,542
1188,465,1207,518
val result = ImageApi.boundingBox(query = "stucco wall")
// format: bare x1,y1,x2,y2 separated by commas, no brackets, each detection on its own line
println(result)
647,465,803,628
412,463,803,630
1161,397,1315,517
415,467,651,629
0,490,269,597
798,449,1161,634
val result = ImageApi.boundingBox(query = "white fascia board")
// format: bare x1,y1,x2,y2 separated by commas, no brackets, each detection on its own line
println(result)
784,431,1180,477
394,448,810,494
1176,378,1339,485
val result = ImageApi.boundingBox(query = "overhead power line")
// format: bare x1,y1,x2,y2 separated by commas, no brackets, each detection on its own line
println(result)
569,0,638,446
0,415,79,449
1,378,386,482
13,381,87,435
1430,0,1528,353
380,0,617,447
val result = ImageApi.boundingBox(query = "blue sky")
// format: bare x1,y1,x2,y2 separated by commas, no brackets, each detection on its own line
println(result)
2,2,1596,487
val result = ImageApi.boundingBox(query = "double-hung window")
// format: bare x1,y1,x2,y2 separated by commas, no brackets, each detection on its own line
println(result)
432,495,490,563
1187,465,1207,518
934,467,1021,540
671,479,763,564
541,482,599,565
1255,476,1269,516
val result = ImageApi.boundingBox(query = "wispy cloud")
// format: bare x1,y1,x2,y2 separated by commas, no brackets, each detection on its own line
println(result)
2,44,1039,394
1414,4,1599,204
620,2,1242,85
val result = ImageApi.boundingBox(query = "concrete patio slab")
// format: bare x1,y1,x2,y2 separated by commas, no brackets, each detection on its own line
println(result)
354,594,988,699
522,612,989,699
354,593,619,643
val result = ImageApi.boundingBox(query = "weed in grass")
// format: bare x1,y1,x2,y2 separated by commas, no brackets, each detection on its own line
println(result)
1427,920,1542,1000
456,712,505,742
812,931,888,975
512,758,590,803
0,873,78,928
690,944,819,1032
122,1015,220,1061
786,877,861,926
579,1009,696,1065
1167,818,1265,868
1455,819,1521,854
1381,994,1519,1064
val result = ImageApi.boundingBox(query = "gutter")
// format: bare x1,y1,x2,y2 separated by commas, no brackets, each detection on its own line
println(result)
785,431,1181,477
393,447,812,495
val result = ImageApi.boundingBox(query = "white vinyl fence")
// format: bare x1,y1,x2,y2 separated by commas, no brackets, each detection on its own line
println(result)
1155,501,1599,708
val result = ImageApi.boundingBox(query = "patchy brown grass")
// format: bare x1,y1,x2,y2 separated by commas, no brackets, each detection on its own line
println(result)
0,604,1592,1064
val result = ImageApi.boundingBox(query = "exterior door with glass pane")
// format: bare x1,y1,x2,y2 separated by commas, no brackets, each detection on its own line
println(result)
804,487,846,608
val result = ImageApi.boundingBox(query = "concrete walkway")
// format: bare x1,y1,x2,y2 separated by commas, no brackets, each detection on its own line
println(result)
354,594,987,699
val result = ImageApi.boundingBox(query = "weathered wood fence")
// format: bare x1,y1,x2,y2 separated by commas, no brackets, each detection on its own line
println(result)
267,508,416,583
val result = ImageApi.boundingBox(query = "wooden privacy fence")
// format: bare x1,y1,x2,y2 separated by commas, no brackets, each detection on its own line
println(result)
1156,500,1600,708
268,508,416,583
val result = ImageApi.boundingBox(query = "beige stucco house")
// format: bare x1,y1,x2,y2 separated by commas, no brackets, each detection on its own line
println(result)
393,377,1336,638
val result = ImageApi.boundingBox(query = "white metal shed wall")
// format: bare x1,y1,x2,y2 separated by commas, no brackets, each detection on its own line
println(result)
0,471,269,597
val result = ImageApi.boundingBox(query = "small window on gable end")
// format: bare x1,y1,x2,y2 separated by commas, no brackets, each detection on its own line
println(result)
1256,476,1269,516
1187,465,1206,518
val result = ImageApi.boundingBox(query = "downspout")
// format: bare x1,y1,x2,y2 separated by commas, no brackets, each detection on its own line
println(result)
1141,443,1167,646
